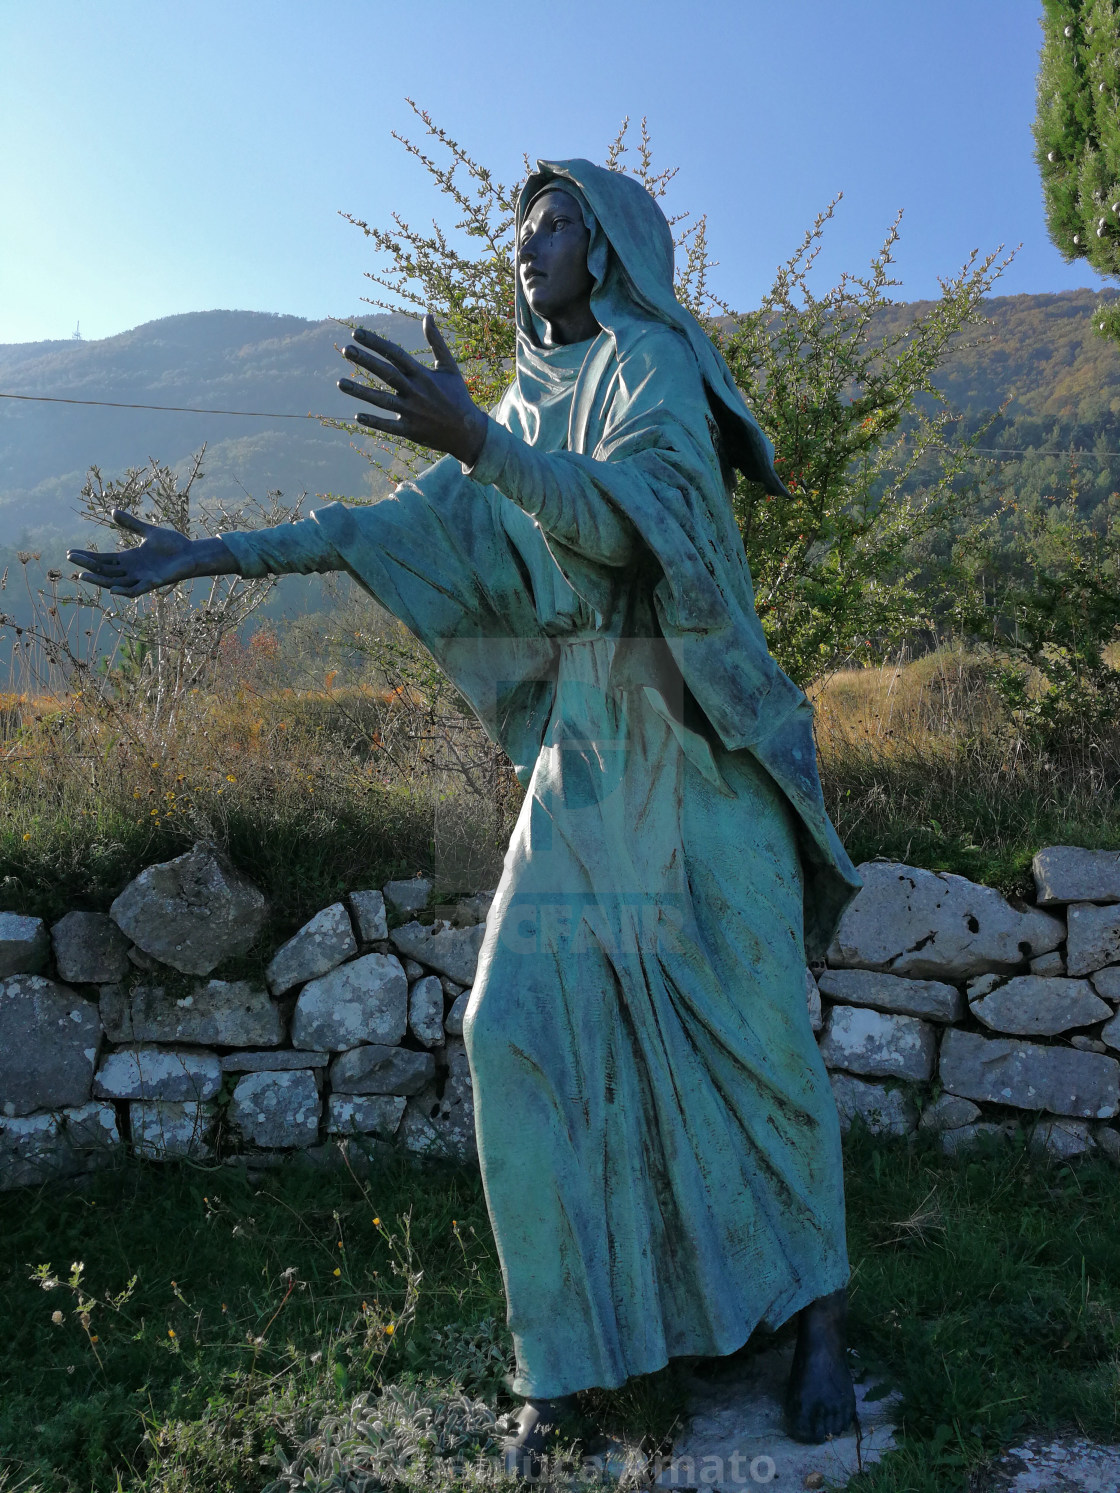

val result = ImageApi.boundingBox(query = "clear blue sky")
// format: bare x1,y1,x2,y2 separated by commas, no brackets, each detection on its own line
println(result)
0,0,1103,345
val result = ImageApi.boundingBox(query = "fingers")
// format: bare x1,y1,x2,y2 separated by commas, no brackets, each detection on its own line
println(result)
351,325,427,379
354,411,408,437
110,508,150,535
423,313,459,372
342,343,409,391
67,549,124,570
337,378,406,415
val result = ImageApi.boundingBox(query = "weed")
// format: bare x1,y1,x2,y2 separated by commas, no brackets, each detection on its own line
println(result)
1,1141,1118,1491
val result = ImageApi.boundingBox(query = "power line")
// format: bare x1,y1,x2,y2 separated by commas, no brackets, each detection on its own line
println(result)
970,446,1120,459
1,389,1119,461
0,391,337,419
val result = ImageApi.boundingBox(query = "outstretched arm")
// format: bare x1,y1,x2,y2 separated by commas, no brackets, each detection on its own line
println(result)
68,512,241,597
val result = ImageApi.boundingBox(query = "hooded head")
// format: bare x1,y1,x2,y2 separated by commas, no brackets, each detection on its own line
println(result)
516,159,789,498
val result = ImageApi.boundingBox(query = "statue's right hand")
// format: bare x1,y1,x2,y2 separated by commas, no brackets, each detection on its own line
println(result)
67,509,195,597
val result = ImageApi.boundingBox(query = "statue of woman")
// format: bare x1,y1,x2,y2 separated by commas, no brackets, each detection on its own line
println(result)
71,159,862,1469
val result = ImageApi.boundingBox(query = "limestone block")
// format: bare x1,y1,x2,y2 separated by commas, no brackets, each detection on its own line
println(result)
383,878,432,918
103,979,283,1047
1071,1035,1108,1053
329,1044,435,1095
403,959,426,981
131,1101,214,1159
818,968,963,1024
230,1070,320,1148
389,920,485,987
444,990,470,1037
0,976,101,1117
1067,903,1120,977
1029,1118,1095,1160
940,1029,1120,1118
408,976,445,1048
0,1102,120,1188
939,1121,1012,1156
326,1094,407,1138
51,911,130,984
221,1049,329,1072
919,1094,982,1131
967,972,1003,1000
970,976,1111,1037
1091,967,1120,1001
0,913,49,978
109,843,267,975
451,891,495,927
1029,950,1066,977
348,889,388,943
93,1045,222,1102
1033,845,1120,905
398,1036,476,1161
818,1005,935,1081
806,969,822,1034
290,953,407,1051
829,1073,917,1137
98,984,130,1041
827,862,1063,978
1095,1123,1120,1162
1101,1010,1120,1051
440,975,466,998
266,903,356,995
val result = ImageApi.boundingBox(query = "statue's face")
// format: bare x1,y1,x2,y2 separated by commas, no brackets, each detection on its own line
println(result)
517,188,595,334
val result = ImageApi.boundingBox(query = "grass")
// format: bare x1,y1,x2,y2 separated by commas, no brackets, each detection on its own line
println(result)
815,649,1120,895
5,643,1120,942
0,678,517,939
1,1137,1118,1492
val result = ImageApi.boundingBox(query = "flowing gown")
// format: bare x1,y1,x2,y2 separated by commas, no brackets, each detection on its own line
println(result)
223,327,851,1400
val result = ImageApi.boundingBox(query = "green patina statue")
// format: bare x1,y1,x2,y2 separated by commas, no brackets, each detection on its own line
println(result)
71,159,862,1474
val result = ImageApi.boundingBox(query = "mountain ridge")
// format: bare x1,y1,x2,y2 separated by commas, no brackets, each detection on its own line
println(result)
4,291,1120,558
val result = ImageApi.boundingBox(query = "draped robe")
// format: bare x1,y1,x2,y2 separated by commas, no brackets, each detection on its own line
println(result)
222,160,860,1400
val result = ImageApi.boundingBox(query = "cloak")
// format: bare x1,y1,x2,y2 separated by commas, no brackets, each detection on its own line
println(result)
304,159,860,956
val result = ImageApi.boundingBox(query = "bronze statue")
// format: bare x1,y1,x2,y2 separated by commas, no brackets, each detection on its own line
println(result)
71,160,861,1474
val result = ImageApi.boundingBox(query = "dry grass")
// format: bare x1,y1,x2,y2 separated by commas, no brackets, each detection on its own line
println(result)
813,646,1120,891
0,657,519,939
4,625,1120,929
810,648,1009,753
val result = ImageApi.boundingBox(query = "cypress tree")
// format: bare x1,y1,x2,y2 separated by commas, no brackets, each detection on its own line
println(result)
1033,0,1120,339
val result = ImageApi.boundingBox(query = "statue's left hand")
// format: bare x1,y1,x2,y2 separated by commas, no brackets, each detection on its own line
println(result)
338,314,488,468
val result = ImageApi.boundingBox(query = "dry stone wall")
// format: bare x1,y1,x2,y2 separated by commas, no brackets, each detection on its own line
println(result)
3,842,1120,1188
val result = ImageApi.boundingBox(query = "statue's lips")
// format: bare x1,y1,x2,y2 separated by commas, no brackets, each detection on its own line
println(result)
522,270,547,287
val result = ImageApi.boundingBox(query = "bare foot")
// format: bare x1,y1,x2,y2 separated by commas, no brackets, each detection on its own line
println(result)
784,1287,857,1443
502,1394,576,1479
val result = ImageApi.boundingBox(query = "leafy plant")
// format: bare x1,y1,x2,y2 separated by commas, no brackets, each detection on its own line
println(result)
1033,0,1120,342
947,467,1120,751
340,106,1010,686
2,449,304,731
716,201,1011,682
